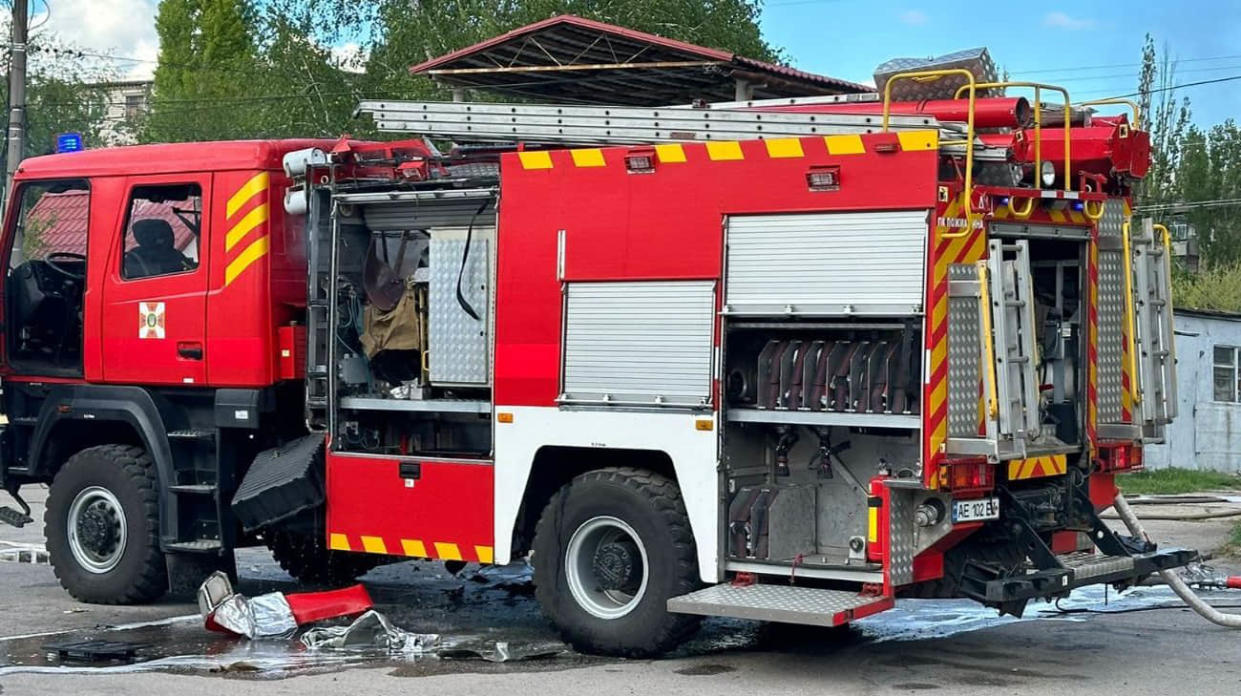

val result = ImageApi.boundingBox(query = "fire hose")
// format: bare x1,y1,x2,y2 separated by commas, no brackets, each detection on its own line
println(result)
1112,494,1241,628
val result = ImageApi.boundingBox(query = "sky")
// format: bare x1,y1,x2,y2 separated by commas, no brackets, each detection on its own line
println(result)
26,0,1241,128
760,0,1241,128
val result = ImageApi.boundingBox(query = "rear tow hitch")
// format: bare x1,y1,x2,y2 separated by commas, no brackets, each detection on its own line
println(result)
0,483,33,528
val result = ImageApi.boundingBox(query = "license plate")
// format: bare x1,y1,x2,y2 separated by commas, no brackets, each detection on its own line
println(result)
952,497,1000,523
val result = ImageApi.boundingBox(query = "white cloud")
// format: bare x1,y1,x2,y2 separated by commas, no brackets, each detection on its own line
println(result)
33,0,161,80
1043,11,1094,31
330,41,369,74
898,9,928,26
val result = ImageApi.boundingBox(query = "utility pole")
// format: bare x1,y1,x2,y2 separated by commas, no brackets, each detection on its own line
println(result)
6,0,28,189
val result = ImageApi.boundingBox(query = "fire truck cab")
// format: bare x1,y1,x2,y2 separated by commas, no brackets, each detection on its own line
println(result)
0,70,1193,657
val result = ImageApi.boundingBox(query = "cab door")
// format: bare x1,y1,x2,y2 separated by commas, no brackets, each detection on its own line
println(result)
100,174,211,385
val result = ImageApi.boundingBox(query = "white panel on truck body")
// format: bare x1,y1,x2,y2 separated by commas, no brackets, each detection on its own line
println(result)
561,280,715,407
725,210,929,316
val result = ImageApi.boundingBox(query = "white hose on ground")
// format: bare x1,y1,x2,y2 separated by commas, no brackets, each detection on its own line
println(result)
1112,494,1241,628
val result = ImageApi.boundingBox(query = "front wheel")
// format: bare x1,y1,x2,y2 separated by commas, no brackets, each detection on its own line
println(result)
532,467,701,656
45,444,167,604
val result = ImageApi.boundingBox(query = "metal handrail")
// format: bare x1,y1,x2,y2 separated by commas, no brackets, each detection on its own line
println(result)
976,261,1000,420
883,69,978,239
1078,98,1141,130
1121,221,1141,405
955,81,1073,194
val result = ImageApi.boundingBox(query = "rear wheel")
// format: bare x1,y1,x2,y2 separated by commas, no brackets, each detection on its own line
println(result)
45,444,167,604
532,467,701,656
265,528,382,586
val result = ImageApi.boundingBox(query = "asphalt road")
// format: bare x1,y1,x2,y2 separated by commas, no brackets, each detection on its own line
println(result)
1,487,1240,695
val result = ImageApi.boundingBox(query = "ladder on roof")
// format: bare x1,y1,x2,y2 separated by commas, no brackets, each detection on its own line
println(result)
354,100,1004,158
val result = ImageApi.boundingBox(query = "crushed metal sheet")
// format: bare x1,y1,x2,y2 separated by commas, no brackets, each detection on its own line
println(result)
300,609,439,654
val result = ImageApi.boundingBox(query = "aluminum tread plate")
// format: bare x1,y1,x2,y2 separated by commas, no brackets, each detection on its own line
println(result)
946,264,982,438
1059,552,1135,581
667,584,884,626
1096,202,1127,424
430,234,490,384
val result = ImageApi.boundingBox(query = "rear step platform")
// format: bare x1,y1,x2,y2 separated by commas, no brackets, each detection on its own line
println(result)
668,584,892,627
974,547,1197,605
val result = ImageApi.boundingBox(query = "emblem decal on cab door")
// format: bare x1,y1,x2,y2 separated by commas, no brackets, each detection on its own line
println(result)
139,301,166,339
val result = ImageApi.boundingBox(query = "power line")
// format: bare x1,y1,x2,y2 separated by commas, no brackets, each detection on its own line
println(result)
1011,53,1241,76
1136,198,1241,213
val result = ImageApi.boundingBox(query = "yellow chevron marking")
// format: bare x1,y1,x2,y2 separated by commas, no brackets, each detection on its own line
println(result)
475,546,494,564
824,134,865,155
867,507,879,543
655,143,686,163
401,539,428,557
570,148,605,167
1008,455,1068,480
898,130,939,151
224,236,269,286
361,536,388,554
1048,208,1067,223
328,533,350,551
1069,210,1086,224
226,172,269,218
705,141,744,161
434,542,463,561
518,151,553,169
993,206,1011,220
225,203,268,251
764,138,805,158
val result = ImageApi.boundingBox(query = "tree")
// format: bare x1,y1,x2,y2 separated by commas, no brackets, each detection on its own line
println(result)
143,0,258,142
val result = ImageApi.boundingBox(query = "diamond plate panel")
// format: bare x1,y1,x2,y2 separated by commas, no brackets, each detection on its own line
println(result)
1096,202,1126,423
1060,552,1135,581
430,235,489,384
947,264,983,438
887,488,915,586
668,584,885,626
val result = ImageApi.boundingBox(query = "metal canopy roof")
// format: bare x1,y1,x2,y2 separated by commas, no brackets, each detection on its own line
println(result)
408,14,869,106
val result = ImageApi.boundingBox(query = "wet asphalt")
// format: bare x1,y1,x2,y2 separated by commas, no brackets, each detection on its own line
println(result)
1,485,1240,693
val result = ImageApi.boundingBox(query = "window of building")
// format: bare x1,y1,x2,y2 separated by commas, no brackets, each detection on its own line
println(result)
124,93,145,120
1213,346,1241,402
121,184,202,280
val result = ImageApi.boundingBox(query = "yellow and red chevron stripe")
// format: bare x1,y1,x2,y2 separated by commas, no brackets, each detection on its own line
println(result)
328,533,493,564
516,130,941,169
1087,233,1100,443
223,171,271,286
925,194,988,483
1120,199,1136,421
1007,454,1068,481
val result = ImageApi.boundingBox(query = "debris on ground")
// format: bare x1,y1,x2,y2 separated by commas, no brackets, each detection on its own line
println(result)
300,609,439,654
197,571,374,639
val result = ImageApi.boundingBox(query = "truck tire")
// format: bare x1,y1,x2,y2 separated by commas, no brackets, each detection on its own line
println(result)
45,444,167,604
265,529,382,586
532,467,701,656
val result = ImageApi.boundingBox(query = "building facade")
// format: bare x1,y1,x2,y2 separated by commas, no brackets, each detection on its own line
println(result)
1146,309,1241,472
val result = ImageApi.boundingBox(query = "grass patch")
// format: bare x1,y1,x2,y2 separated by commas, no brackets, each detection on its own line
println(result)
1117,468,1241,496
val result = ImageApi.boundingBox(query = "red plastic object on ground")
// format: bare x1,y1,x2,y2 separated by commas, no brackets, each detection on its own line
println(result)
285,584,374,625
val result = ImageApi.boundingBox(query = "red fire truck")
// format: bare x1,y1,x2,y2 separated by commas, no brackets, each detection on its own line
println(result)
0,70,1191,656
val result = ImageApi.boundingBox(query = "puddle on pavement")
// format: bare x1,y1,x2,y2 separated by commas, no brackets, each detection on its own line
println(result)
0,557,1219,679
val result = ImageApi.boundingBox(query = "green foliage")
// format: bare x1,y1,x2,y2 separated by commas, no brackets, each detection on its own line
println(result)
139,0,780,142
1118,467,1241,495
1171,262,1241,312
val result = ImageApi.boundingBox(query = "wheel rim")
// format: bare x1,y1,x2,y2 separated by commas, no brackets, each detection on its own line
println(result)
67,486,127,574
564,516,648,620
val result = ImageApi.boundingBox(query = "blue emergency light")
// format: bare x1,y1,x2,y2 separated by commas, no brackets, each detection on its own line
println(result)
55,132,84,153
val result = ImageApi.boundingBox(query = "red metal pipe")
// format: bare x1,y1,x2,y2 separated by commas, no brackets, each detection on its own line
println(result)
757,97,1031,129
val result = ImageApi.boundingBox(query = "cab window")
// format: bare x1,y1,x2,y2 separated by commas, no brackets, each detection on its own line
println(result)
121,184,201,280
4,179,90,374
